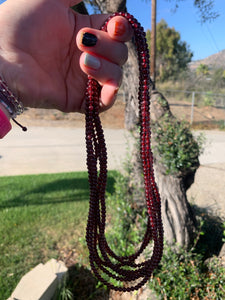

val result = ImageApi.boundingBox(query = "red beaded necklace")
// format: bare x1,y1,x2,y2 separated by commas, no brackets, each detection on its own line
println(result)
85,12,163,292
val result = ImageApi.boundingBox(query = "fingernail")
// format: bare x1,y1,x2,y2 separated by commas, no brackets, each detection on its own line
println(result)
84,53,101,70
82,32,98,47
114,21,126,36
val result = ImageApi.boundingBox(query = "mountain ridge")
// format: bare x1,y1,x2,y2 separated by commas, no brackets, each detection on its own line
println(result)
189,49,225,70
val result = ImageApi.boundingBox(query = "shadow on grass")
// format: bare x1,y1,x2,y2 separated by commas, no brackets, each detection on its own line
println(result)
0,174,116,210
65,264,109,300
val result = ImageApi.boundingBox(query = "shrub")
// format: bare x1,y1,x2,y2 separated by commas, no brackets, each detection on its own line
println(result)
152,115,205,175
106,173,146,258
105,174,225,299
203,91,215,106
149,244,225,299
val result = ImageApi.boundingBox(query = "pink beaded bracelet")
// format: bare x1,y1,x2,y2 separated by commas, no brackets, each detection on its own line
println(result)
0,76,27,138
0,77,24,117
0,107,12,138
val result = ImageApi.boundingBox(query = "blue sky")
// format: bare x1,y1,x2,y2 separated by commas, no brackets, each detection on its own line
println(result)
127,0,225,61
0,0,224,61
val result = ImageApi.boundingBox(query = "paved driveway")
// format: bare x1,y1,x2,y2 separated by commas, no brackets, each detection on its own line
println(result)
187,130,225,216
0,126,129,176
1,127,224,215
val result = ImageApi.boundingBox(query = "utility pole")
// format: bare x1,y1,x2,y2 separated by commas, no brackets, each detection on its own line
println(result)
151,0,156,89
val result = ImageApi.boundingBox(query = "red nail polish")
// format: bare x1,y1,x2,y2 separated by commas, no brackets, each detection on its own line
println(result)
114,21,126,36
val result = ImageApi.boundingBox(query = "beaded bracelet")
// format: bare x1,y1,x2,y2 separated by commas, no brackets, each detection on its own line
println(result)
85,12,163,292
0,76,27,133
0,77,24,118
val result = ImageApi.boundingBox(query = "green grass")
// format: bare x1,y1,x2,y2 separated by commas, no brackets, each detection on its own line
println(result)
0,171,116,299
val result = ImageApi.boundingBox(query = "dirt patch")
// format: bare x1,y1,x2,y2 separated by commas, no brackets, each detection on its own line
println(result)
168,100,225,127
18,96,224,129
18,97,125,129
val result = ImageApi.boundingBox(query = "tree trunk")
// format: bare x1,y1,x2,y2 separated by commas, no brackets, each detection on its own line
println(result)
153,156,197,247
106,0,127,13
92,0,107,13
88,0,197,248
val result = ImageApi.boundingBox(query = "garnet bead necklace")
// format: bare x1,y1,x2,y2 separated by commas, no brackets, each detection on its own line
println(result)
85,12,163,292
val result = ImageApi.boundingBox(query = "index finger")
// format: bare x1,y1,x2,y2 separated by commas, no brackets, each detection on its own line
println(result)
106,16,133,42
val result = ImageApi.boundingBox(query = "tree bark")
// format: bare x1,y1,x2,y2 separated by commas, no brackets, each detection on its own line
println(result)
153,150,197,247
106,0,127,13
92,0,107,13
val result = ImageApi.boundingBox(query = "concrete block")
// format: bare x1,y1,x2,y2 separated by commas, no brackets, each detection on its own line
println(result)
10,259,67,300
45,259,68,282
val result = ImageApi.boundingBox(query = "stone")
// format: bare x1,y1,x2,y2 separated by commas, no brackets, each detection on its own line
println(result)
45,259,68,282
9,259,67,300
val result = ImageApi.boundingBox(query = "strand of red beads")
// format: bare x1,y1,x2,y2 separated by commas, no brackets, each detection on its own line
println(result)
85,12,164,292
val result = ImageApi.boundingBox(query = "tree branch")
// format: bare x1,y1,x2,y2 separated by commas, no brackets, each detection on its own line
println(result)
167,0,219,23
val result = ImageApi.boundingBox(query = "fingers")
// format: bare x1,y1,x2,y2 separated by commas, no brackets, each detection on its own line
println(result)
79,51,122,111
77,28,128,66
76,15,133,111
79,50,122,108
79,52,122,82
77,39,123,111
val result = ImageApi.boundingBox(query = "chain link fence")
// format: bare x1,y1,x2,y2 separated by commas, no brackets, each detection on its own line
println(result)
158,89,225,127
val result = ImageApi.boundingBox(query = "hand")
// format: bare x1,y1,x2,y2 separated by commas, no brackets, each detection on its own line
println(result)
0,0,133,113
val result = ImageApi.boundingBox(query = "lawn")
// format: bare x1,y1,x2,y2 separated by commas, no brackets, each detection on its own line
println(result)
0,171,116,299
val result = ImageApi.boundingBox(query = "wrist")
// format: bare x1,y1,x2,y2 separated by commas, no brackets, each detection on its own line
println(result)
0,75,27,138
0,76,24,118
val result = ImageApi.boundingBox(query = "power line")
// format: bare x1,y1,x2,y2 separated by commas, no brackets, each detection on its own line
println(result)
205,23,220,53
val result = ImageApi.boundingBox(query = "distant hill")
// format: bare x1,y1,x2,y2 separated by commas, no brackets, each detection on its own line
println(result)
189,49,225,70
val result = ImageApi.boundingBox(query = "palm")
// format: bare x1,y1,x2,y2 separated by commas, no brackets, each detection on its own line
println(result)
0,0,91,111
0,0,131,113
